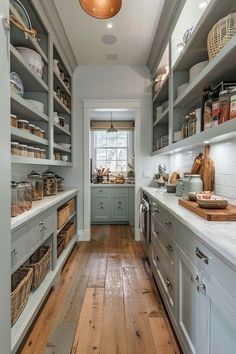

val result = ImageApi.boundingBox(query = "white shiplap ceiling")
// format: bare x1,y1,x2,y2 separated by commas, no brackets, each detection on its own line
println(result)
53,0,165,65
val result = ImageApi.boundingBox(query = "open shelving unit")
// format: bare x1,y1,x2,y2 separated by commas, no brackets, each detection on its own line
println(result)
152,0,236,155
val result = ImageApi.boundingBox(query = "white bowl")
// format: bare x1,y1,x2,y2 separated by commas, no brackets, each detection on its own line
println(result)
26,99,44,113
16,47,44,78
61,155,68,162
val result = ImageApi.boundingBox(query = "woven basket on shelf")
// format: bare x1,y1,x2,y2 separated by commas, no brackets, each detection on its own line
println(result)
11,267,33,326
59,222,75,248
24,246,51,289
57,203,70,229
207,13,236,60
57,235,65,257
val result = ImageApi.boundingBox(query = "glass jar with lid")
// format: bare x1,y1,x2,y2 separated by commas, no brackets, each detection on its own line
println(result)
219,90,230,124
27,171,43,201
181,115,190,139
29,124,35,135
34,126,41,137
11,142,19,155
11,114,17,128
11,181,19,217
40,149,46,159
23,182,32,210
17,182,26,214
39,129,46,139
34,147,41,158
19,144,28,157
43,170,58,196
17,119,29,132
27,146,34,158
188,112,197,136
55,174,65,192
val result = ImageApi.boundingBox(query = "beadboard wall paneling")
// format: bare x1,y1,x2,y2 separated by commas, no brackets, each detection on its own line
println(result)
170,137,236,200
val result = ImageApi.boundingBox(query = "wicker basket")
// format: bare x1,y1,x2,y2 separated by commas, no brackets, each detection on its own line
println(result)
57,203,70,229
60,222,75,248
24,246,51,289
68,197,76,215
57,235,65,257
207,13,236,60
11,267,33,326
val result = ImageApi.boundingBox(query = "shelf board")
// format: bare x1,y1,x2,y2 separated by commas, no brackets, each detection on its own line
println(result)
57,211,77,235
152,119,236,156
11,91,48,122
50,160,73,167
54,143,71,153
53,70,71,97
11,236,77,354
11,127,48,146
54,122,71,136
152,74,169,103
10,45,48,92
174,35,236,109
11,156,73,166
173,0,236,72
10,4,48,64
53,94,71,115
153,107,169,127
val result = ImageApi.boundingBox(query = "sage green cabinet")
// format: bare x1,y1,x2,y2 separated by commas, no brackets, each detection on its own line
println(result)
91,187,134,224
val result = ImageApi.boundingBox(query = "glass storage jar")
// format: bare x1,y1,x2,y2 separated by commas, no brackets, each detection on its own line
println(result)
230,88,236,120
27,146,34,158
29,124,35,135
27,171,43,201
40,129,46,139
34,126,41,137
34,148,41,158
188,112,197,136
11,142,19,156
23,182,32,211
19,144,28,157
55,174,65,192
40,149,46,159
17,182,26,214
219,90,230,124
58,117,65,127
43,170,58,196
181,115,190,139
11,181,19,217
17,119,29,132
11,114,17,128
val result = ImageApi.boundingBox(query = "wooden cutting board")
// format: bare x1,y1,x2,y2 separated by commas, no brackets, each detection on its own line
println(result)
179,198,236,221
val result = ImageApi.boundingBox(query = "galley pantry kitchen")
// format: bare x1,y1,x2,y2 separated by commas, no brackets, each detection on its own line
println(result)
1,0,236,353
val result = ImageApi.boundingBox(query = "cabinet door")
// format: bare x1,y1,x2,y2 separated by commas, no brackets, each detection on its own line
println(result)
111,195,128,221
92,195,110,221
177,246,201,354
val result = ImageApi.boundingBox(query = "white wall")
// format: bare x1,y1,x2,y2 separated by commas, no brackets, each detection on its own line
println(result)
170,137,236,201
54,65,169,233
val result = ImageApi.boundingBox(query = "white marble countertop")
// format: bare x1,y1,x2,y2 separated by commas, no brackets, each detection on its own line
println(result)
91,183,135,187
142,187,236,271
11,189,78,231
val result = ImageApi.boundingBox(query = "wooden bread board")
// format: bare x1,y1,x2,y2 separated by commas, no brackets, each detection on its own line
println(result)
179,198,236,221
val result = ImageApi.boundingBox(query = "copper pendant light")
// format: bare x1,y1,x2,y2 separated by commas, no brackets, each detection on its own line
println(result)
79,0,122,19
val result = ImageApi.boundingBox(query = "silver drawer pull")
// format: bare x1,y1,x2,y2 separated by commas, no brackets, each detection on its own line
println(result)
166,244,173,252
98,190,103,192
165,221,173,228
39,221,45,226
154,227,159,234
153,208,160,213
197,283,206,295
196,247,209,264
11,249,18,257
154,255,159,263
117,205,123,209
166,278,173,290
43,225,48,230
191,275,199,284
99,206,104,209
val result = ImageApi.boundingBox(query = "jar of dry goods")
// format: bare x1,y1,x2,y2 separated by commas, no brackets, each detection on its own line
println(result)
17,119,29,132
27,146,34,158
43,170,58,196
230,88,236,119
19,144,28,157
23,182,32,211
11,181,19,217
55,152,61,160
211,99,220,126
34,147,41,158
17,182,26,214
40,149,46,159
34,126,41,137
11,142,19,155
219,90,230,124
29,124,35,134
181,115,190,139
58,117,65,127
55,174,65,192
188,112,197,136
39,129,46,139
27,171,43,201
11,114,17,128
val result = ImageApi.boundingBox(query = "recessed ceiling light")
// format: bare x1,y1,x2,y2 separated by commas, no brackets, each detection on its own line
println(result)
102,34,117,45
107,23,113,29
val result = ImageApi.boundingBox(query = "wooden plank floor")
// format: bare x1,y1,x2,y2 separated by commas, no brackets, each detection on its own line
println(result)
18,225,181,354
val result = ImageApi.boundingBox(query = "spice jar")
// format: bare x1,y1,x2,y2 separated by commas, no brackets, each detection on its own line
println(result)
55,174,65,192
34,126,41,137
27,146,34,158
17,182,26,214
230,88,236,120
11,142,19,155
19,144,28,157
27,171,43,201
181,115,190,139
11,114,17,128
11,182,19,217
29,124,35,135
34,147,41,158
23,182,32,211
188,112,197,136
58,117,65,127
39,129,46,139
40,149,46,159
17,119,29,132
42,170,58,196
55,152,61,160
219,90,230,124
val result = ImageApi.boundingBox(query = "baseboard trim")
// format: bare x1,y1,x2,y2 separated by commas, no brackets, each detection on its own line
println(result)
78,229,90,241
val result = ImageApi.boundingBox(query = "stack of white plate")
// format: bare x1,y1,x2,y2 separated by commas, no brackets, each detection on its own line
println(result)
189,61,209,82
26,99,44,113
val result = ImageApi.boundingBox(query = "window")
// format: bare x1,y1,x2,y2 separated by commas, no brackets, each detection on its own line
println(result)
93,131,132,174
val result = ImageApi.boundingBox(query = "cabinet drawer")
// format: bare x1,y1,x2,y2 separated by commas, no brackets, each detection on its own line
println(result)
151,239,176,313
111,195,128,220
92,188,108,196
151,221,175,273
151,201,175,236
92,196,110,220
11,225,29,273
29,209,56,252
